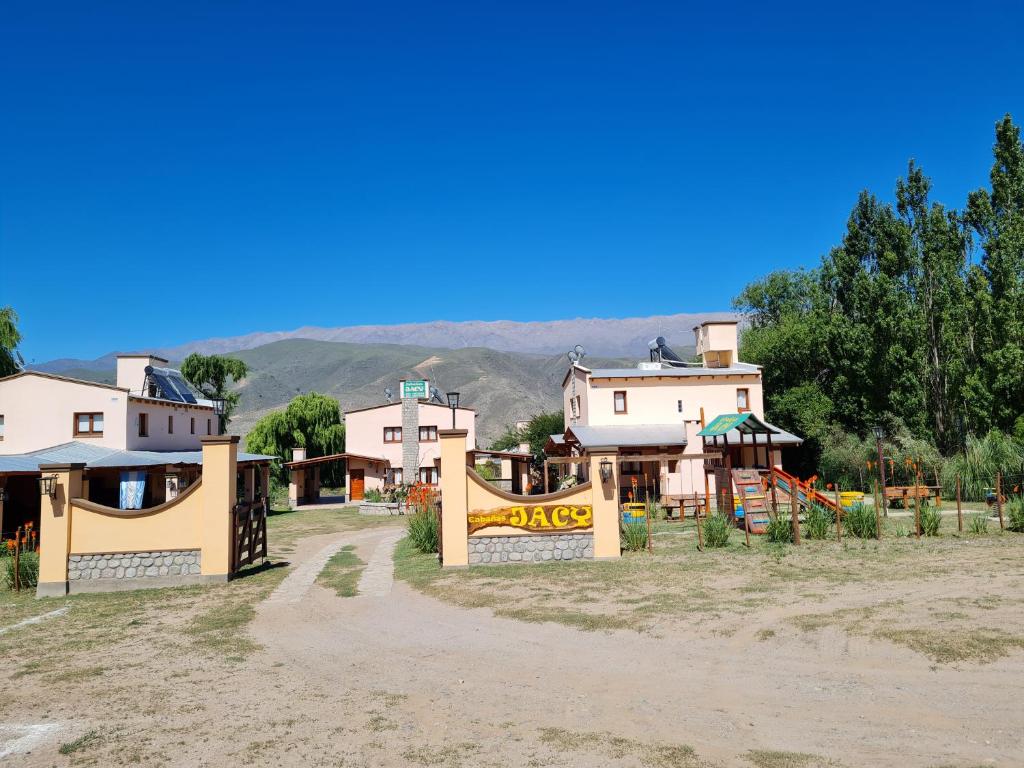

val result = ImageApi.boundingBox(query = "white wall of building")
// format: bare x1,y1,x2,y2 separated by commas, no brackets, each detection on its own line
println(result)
0,374,130,454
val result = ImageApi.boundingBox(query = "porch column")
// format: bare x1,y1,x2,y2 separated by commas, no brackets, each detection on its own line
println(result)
439,429,469,567
244,465,256,503
37,462,85,597
313,465,321,502
288,447,306,508
260,465,271,504
200,435,238,580
589,450,621,560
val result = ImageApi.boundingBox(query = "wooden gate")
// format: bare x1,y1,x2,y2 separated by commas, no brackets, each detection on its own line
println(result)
231,498,268,575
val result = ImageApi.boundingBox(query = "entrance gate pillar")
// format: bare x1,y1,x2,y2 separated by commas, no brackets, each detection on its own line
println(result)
588,450,620,560
439,429,469,567
36,462,85,597
200,435,238,580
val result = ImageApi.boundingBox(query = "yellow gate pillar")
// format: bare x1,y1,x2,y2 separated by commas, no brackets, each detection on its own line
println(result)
588,450,621,560
439,429,469,567
36,462,85,597
200,435,238,580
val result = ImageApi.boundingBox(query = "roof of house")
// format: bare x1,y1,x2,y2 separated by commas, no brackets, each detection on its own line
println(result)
282,452,389,469
563,424,689,449
587,362,761,379
0,369,128,392
0,441,276,475
344,400,476,416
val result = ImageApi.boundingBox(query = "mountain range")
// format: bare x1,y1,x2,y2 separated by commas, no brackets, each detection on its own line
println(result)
29,312,732,447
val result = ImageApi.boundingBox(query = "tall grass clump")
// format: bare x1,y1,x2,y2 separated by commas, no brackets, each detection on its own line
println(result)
942,430,1024,502
919,505,941,536
1005,496,1024,532
2,551,39,590
621,520,649,551
406,484,440,553
702,514,731,548
969,514,989,534
803,504,831,540
844,503,877,539
764,514,793,544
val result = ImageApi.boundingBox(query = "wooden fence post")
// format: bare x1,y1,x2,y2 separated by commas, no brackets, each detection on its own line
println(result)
834,485,842,543
789,472,801,545
873,479,882,540
646,501,653,554
914,473,921,539
956,476,963,534
997,471,1004,531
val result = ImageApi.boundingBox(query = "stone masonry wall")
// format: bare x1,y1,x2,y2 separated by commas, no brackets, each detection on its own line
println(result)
468,534,593,564
401,398,420,478
68,550,201,582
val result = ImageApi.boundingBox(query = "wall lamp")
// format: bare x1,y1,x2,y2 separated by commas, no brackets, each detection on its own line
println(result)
599,458,613,482
38,474,58,498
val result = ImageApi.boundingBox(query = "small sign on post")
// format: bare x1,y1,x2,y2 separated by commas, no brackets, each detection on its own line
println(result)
400,380,429,400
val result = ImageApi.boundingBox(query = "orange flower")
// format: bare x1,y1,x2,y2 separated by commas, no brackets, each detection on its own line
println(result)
5,540,14,551
826,483,833,490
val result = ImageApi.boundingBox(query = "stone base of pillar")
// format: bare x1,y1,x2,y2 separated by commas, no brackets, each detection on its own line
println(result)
36,580,69,598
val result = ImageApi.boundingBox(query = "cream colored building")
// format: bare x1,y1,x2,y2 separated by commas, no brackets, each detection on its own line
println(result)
553,321,801,501
0,355,272,540
0,354,220,455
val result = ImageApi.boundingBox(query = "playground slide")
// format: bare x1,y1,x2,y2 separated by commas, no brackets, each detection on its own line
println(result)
769,467,839,514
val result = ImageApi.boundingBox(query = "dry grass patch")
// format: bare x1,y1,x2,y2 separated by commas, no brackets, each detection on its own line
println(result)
745,749,839,768
539,726,702,767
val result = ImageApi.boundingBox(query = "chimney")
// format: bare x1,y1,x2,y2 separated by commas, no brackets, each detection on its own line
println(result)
116,354,170,392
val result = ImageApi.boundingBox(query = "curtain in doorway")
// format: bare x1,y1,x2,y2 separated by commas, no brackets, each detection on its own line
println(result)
119,471,146,510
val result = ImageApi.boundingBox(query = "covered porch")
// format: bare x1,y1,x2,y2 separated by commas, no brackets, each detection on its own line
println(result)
282,449,389,506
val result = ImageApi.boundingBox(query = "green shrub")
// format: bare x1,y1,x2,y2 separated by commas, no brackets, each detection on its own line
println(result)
764,514,794,544
919,505,941,536
702,514,731,548
844,503,877,539
1005,496,1024,532
364,488,383,503
942,430,1024,502
2,551,39,590
892,521,910,538
803,504,831,540
407,508,439,553
969,514,989,534
621,520,649,551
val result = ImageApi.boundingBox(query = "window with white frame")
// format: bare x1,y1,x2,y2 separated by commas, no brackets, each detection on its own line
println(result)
737,388,750,412
384,426,403,443
613,391,627,414
419,466,438,484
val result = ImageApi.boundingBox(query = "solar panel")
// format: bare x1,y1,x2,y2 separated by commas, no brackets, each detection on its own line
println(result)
145,366,199,403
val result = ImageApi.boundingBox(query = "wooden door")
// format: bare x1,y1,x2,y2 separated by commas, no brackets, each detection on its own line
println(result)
350,469,365,501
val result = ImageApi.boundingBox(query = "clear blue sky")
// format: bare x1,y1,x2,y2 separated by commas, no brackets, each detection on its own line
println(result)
2,1,1022,363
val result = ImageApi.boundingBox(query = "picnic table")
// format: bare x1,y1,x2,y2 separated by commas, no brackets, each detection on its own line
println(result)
883,485,941,508
662,493,708,520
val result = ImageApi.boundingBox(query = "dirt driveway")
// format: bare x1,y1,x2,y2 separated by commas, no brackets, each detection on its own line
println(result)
4,522,1022,767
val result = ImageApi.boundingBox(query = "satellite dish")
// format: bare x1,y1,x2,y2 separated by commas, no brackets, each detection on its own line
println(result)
574,344,586,358
429,386,445,404
384,387,393,403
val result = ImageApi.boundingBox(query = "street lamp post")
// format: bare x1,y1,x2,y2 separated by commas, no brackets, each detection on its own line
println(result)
446,392,460,429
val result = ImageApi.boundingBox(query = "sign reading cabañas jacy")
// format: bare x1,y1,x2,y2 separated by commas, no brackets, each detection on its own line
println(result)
467,504,593,535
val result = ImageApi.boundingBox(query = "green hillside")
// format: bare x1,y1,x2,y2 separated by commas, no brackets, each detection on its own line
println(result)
225,338,642,448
